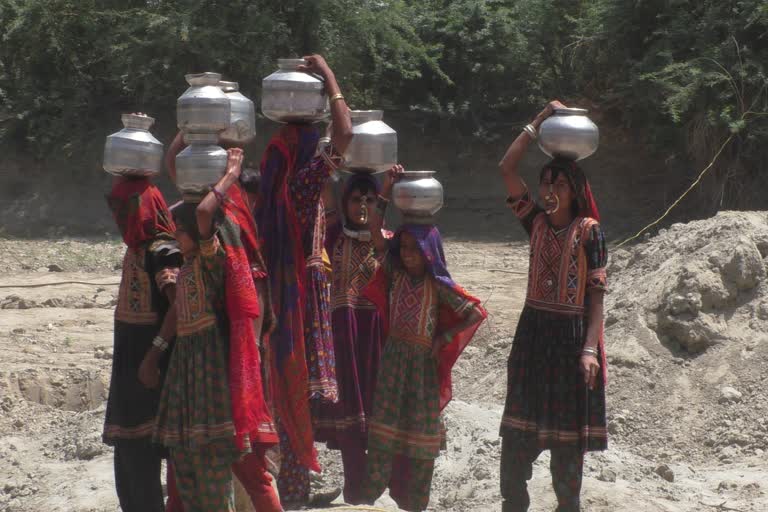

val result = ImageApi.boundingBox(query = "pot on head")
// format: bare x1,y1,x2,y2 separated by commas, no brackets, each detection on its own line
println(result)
177,72,231,133
392,170,444,218
261,59,329,124
218,81,256,145
103,114,164,177
174,133,228,202
342,110,397,173
538,108,599,161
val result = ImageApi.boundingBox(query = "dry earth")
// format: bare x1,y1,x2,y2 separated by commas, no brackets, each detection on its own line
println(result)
2,212,768,511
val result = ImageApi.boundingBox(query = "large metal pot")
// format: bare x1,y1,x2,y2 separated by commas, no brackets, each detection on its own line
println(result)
261,59,329,123
177,72,231,133
175,133,228,200
342,110,397,173
392,171,444,218
103,114,163,177
538,108,599,161
218,81,256,145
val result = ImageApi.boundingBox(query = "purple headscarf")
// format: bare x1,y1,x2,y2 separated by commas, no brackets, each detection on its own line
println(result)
389,223,456,289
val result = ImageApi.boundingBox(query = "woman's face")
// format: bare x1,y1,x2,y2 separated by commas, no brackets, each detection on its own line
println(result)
345,188,376,228
399,232,427,277
539,169,576,215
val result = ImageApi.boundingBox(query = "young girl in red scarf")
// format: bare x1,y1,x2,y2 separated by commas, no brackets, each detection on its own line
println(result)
103,173,181,512
359,166,487,511
154,148,279,512
497,101,608,512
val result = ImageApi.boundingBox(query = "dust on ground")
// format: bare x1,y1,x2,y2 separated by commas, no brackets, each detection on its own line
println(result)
2,211,768,511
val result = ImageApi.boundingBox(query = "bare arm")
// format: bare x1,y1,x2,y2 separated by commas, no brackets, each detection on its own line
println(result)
165,131,186,184
138,284,177,388
580,288,605,390
196,148,243,240
299,54,353,154
369,164,404,254
499,100,565,198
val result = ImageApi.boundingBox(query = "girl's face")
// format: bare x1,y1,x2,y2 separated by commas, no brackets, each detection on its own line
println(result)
399,232,427,277
175,227,197,256
539,169,576,216
345,189,376,228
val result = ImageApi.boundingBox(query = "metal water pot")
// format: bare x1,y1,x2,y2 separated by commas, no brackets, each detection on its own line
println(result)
218,81,256,145
342,110,397,173
103,114,163,177
175,133,228,200
177,72,231,133
392,171,444,218
538,108,599,161
261,59,329,123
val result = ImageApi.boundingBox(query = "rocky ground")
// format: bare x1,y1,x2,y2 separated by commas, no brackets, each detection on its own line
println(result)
2,212,768,511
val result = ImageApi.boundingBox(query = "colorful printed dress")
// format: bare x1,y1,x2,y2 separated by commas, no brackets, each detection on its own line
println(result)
259,124,342,503
154,235,243,512
362,240,484,512
314,225,389,503
500,191,608,450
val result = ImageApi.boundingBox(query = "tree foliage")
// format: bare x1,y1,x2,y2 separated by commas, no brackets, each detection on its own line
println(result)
0,0,766,206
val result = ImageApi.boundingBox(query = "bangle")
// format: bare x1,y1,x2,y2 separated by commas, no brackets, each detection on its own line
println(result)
377,194,390,203
210,186,225,202
329,93,345,104
523,124,538,140
582,347,598,357
152,335,169,352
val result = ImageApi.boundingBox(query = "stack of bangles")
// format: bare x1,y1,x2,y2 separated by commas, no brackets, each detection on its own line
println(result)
330,93,345,104
523,123,538,140
210,185,226,202
582,346,598,358
152,335,169,352
376,194,389,216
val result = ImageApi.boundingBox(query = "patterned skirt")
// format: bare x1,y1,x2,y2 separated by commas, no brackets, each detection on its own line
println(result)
304,264,338,403
500,305,607,451
315,306,386,446
154,325,245,460
367,337,442,460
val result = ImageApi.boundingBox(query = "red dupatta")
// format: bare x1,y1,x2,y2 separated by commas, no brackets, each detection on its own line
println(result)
219,184,277,447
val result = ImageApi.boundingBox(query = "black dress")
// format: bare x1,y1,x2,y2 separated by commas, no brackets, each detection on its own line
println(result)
500,192,608,452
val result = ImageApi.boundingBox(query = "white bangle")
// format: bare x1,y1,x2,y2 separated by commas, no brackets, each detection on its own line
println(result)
523,124,538,140
152,336,168,351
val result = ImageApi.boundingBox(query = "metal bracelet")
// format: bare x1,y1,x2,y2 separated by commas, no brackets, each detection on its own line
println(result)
582,347,598,357
329,93,345,103
152,335,168,351
523,124,538,140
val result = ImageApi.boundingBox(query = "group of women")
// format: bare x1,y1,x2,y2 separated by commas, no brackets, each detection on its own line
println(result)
100,54,608,512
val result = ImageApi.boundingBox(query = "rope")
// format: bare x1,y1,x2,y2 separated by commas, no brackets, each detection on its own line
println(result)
0,280,120,289
616,133,735,248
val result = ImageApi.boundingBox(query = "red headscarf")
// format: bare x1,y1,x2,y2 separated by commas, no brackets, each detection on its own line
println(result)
107,177,175,248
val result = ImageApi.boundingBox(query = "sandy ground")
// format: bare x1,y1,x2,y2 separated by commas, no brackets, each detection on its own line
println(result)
2,221,768,511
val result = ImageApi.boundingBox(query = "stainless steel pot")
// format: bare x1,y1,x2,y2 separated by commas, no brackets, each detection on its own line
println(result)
538,108,599,161
103,114,164,177
177,72,231,133
175,133,228,199
261,59,329,123
342,110,397,173
218,81,256,145
392,170,444,217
